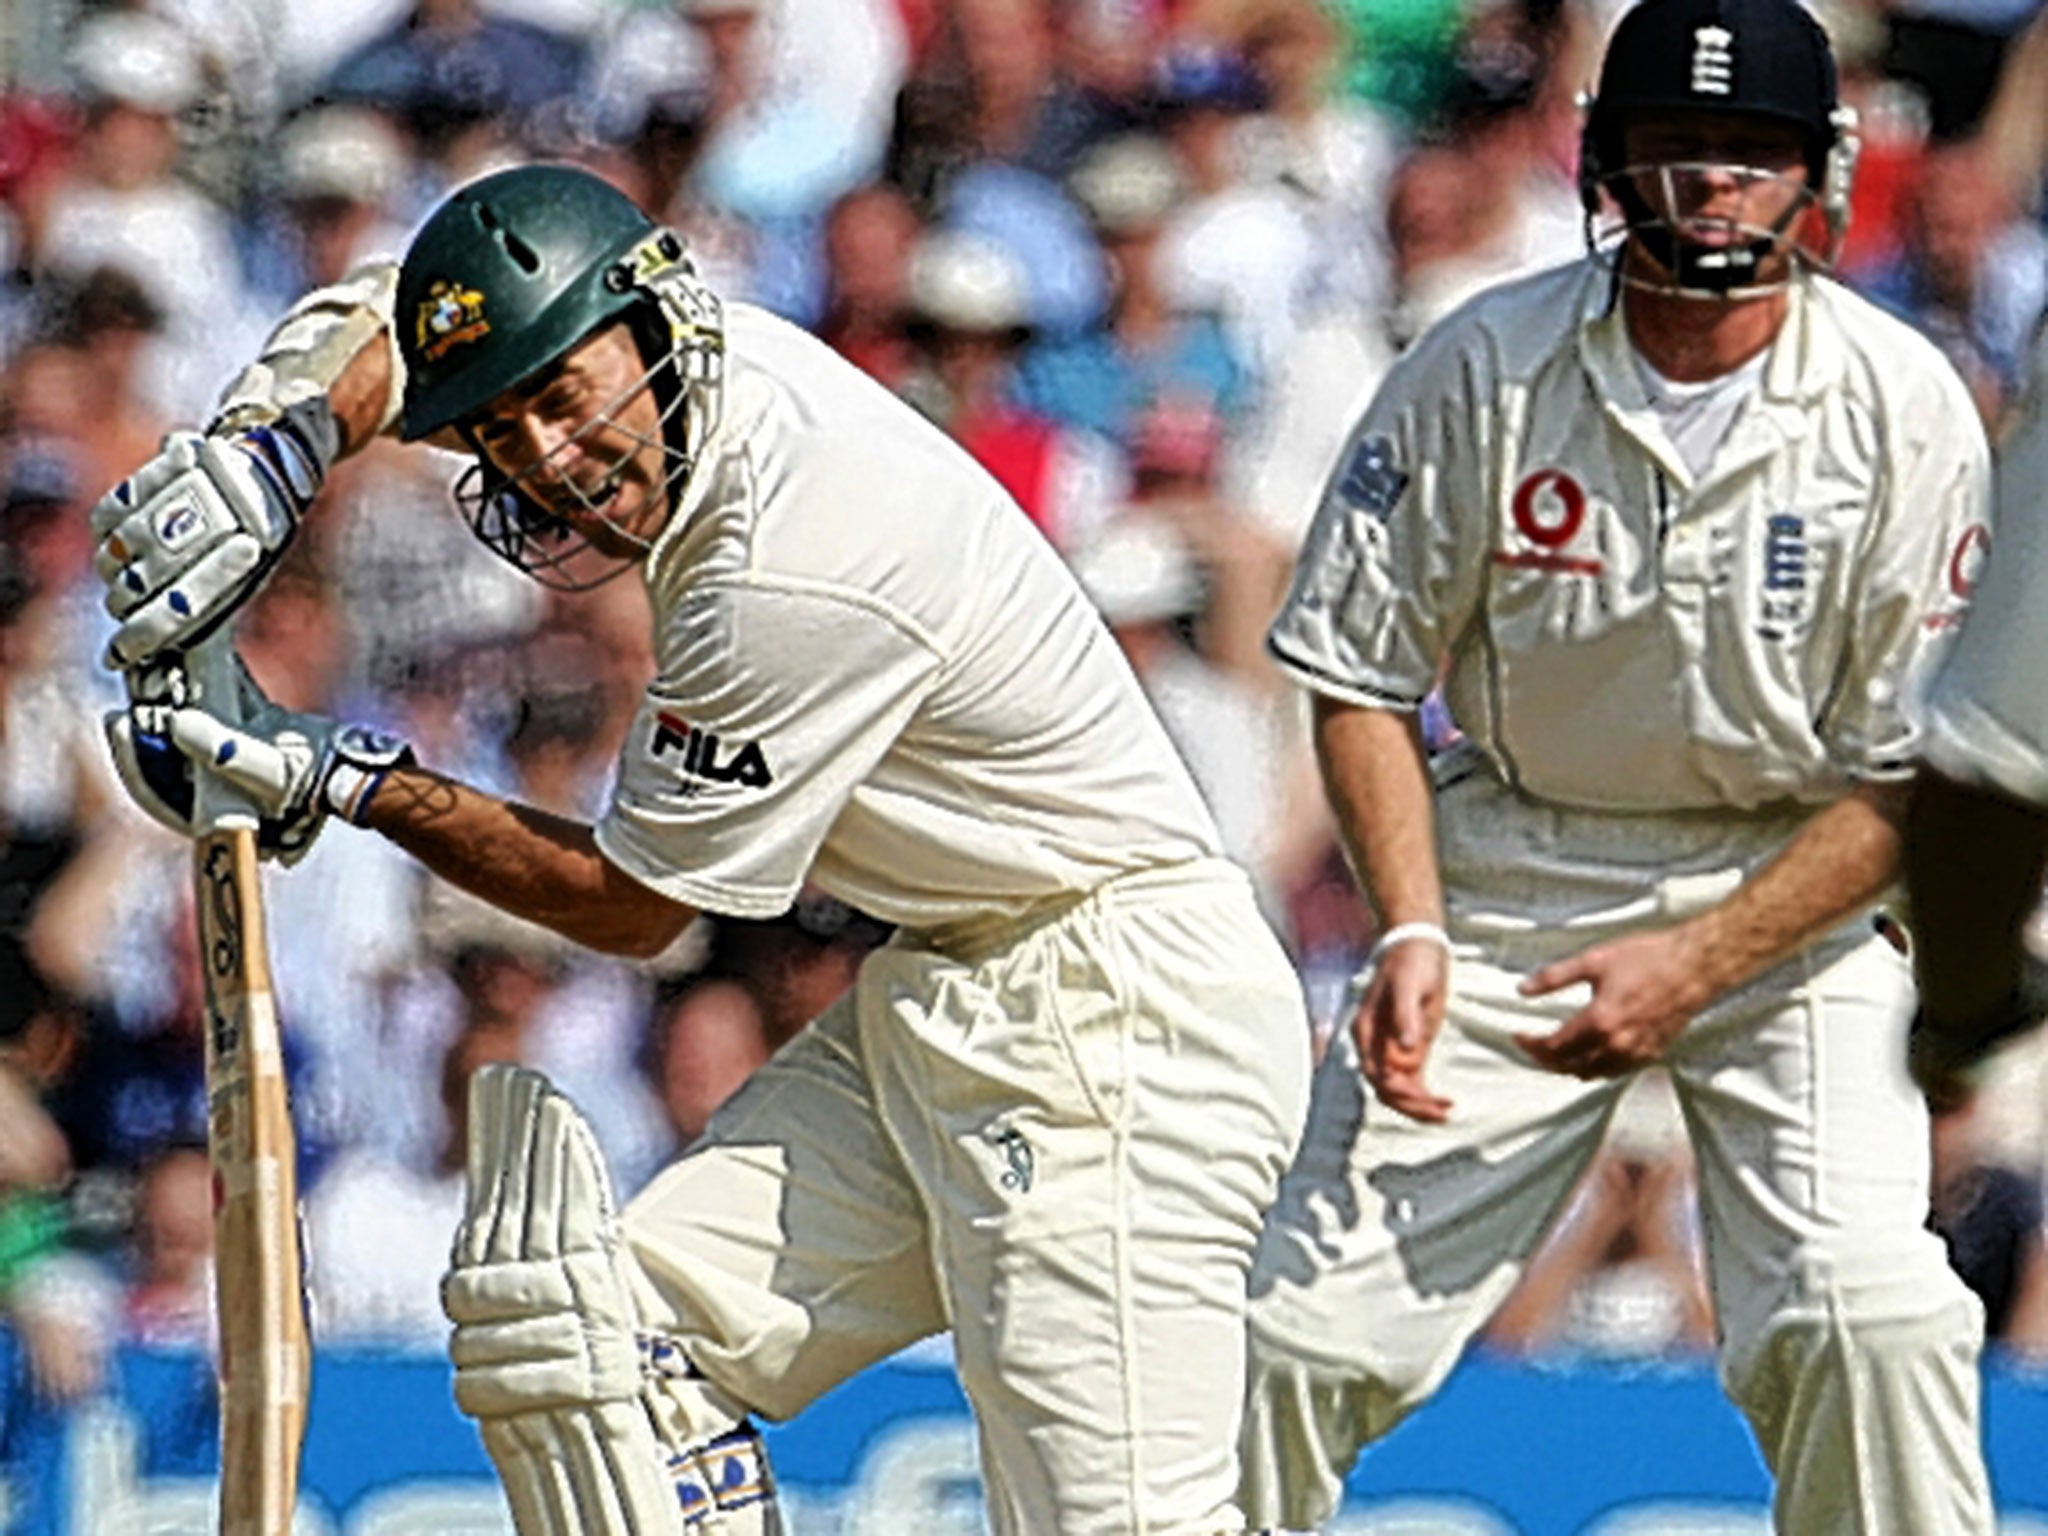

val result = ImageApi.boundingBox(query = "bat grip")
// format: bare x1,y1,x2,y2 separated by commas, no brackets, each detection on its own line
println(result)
185,633,262,835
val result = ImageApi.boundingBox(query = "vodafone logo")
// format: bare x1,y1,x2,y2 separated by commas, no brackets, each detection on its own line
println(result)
1495,469,1601,576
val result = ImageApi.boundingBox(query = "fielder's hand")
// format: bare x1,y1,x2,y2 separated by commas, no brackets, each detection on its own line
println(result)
1353,933,1454,1123
1515,927,1713,1078
91,401,338,669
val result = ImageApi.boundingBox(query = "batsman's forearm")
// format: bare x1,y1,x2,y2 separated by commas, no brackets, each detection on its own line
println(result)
1683,779,1909,997
359,765,696,958
1314,697,1445,927
212,262,403,455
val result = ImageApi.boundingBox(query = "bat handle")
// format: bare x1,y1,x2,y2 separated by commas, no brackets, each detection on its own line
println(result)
185,633,262,836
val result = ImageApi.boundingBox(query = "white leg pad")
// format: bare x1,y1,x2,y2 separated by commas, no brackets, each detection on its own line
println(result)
445,1065,783,1536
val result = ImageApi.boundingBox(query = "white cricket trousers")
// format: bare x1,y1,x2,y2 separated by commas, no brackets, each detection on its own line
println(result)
622,859,1311,1535
1241,777,1994,1535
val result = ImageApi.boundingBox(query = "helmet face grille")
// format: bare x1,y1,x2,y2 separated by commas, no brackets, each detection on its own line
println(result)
1586,157,1841,298
452,341,703,592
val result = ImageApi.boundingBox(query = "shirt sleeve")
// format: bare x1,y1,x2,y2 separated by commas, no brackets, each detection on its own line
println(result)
1820,363,1993,779
1264,335,1486,710
1923,339,2048,804
596,580,940,916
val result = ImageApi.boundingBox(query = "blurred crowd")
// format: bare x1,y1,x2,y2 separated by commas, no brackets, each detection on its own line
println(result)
1,0,2046,1407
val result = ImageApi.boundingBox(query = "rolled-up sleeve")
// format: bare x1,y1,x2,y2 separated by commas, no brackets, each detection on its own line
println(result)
1266,340,1485,710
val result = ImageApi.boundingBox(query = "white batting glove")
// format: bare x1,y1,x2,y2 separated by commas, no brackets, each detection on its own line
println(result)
91,401,338,670
165,674,414,839
104,653,411,861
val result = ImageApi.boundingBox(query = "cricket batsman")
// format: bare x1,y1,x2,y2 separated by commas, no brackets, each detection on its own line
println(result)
1237,0,1998,1529
90,163,1311,1534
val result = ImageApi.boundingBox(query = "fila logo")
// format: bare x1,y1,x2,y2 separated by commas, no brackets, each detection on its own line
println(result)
1691,25,1734,94
651,711,773,788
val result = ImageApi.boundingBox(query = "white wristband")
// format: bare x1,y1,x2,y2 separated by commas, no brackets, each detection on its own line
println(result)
1366,921,1453,969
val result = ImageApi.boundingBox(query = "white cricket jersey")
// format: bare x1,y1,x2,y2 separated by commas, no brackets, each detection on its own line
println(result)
1924,328,2048,805
595,304,1222,935
1269,258,1992,813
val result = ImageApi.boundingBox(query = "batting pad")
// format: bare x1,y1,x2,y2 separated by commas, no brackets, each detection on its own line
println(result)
446,1064,685,1536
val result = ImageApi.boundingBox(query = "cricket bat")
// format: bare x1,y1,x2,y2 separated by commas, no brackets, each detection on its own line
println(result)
188,637,310,1536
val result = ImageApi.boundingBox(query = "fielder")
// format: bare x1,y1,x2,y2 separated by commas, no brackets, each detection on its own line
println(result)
1906,326,2048,1107
91,163,1311,1534
1240,0,1997,1529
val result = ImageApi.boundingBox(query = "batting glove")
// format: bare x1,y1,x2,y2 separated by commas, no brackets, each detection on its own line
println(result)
104,658,320,863
1907,963,2048,1110
104,654,412,863
91,400,339,670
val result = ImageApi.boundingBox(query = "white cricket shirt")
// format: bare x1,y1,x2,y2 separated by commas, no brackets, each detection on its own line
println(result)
595,305,1221,934
1924,328,2048,805
1269,258,1992,812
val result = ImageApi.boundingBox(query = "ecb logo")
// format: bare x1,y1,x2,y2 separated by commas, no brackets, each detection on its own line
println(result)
1758,512,1809,638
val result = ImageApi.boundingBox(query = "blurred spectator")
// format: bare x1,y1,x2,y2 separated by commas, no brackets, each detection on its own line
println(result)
1882,0,2046,142
1019,133,1256,454
1022,0,1165,179
817,182,924,389
11,266,169,502
1321,0,1470,129
892,0,1110,335
1228,0,1405,322
378,879,670,1193
1931,1088,2048,1358
306,1013,524,1340
1977,0,2048,216
37,9,261,416
668,0,908,318
52,881,325,1191
0,436,131,1025
247,103,415,302
122,1142,213,1347
901,227,1125,553
1070,510,1309,923
646,973,771,1150
0,94,78,353
1149,42,1323,384
1860,138,2048,425
1485,1075,1716,1360
0,1014,118,1407
1380,32,1581,345
324,0,590,181
233,561,421,1157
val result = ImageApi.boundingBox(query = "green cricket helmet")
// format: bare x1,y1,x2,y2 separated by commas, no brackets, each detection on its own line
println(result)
394,163,724,587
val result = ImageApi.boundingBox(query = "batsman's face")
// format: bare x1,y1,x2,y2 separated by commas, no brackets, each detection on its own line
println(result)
468,323,673,560
1620,111,1812,258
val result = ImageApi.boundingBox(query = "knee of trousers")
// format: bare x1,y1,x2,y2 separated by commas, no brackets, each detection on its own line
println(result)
1239,1320,1433,1530
1719,1282,1988,1477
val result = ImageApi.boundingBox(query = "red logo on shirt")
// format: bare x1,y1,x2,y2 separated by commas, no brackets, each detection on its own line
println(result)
1925,523,1992,630
652,711,774,788
1948,523,1991,599
1494,469,1602,576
